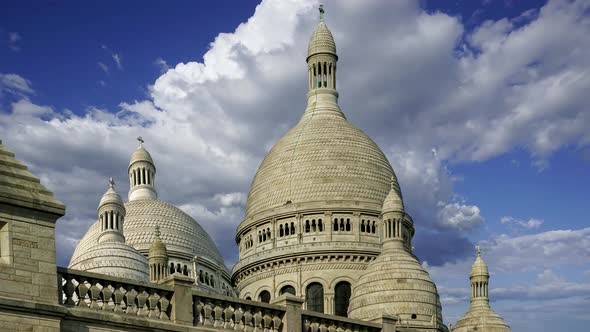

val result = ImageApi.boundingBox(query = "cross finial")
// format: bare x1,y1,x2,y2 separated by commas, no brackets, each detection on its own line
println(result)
137,136,144,147
155,225,161,238
319,4,324,21
476,245,481,256
390,175,395,190
109,177,115,188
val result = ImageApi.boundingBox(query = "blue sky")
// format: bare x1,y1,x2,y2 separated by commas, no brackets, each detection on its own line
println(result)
1,1,589,331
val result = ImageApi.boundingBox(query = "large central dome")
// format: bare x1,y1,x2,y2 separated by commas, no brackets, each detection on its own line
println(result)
246,110,397,219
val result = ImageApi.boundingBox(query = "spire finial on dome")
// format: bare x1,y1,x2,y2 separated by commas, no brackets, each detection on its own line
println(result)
319,4,325,22
109,176,115,188
390,175,395,191
137,136,144,147
476,244,481,256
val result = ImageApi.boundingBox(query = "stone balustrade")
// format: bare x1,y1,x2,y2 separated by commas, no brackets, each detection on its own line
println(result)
57,267,173,320
193,289,285,330
302,310,382,332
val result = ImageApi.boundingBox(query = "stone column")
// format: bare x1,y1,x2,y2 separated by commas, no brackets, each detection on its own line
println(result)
324,292,335,315
271,294,305,331
160,274,195,325
325,212,332,241
353,212,360,242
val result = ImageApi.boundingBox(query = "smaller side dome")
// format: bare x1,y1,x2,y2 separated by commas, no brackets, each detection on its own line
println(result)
382,175,404,212
470,245,489,278
307,5,337,60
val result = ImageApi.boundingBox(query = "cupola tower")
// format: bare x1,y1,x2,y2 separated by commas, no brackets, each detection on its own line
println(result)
128,136,157,201
97,177,126,244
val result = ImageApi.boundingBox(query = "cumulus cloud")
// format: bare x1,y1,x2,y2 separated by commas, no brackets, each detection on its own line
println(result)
1,0,589,274
0,73,34,96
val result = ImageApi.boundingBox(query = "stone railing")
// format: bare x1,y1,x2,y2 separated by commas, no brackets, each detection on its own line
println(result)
193,289,285,330
57,267,173,321
302,310,382,332
56,268,398,332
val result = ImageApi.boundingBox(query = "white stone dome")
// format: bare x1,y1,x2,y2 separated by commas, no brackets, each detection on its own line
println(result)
348,244,445,330
71,199,226,267
69,240,149,281
129,146,154,168
98,184,123,207
307,20,337,60
245,110,397,220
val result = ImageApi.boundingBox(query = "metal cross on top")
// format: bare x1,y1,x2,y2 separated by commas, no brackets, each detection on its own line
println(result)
137,136,144,146
476,245,481,256
109,176,115,188
319,4,324,21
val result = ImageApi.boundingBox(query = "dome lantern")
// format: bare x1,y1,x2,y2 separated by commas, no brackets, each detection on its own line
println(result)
128,136,157,201
97,177,126,244
149,226,169,283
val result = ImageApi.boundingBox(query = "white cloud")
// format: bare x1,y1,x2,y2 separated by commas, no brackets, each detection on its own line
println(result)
112,53,123,70
7,31,21,51
154,57,170,73
501,216,544,230
0,73,34,96
438,202,484,231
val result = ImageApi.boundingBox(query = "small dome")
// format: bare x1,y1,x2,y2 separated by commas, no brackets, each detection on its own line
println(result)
470,246,489,278
382,176,404,212
98,178,124,207
149,226,168,258
348,245,445,330
68,241,149,282
452,305,511,332
307,7,337,60
129,146,154,168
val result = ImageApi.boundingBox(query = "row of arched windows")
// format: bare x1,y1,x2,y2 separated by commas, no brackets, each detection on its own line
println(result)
131,167,153,187
472,281,488,297
150,263,168,282
100,210,122,232
253,281,352,317
243,235,254,249
333,218,351,232
360,219,376,234
170,262,189,276
309,61,336,90
304,219,323,233
279,222,296,237
198,270,215,288
258,227,271,243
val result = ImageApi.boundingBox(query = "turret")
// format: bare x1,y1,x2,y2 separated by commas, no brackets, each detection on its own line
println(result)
97,177,126,244
380,176,414,251
128,136,157,201
149,226,169,283
470,245,490,304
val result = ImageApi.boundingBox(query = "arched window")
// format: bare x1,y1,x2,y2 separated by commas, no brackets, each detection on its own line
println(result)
280,285,296,296
334,281,352,317
306,283,324,313
305,220,310,233
333,218,338,231
318,219,323,232
170,262,175,274
267,228,271,240
372,221,376,233
259,290,271,303
279,225,284,237
340,218,345,231
361,220,365,233
183,265,188,276
285,223,290,236
312,219,316,232
245,296,252,301
291,223,295,235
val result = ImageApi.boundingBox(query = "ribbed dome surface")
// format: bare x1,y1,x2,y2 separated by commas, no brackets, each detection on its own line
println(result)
307,21,336,59
129,146,154,167
245,111,396,219
348,245,444,329
382,184,404,212
149,236,168,258
452,304,511,332
69,241,149,282
70,199,226,267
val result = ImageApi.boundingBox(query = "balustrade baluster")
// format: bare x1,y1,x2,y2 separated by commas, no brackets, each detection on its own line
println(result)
318,322,328,332
136,289,149,316
76,279,89,307
125,287,138,315
223,305,234,329
100,283,114,311
63,275,76,306
233,307,245,331
328,325,337,332
88,280,101,310
243,308,254,332
304,319,311,332
113,285,124,313
213,302,224,327
310,322,319,332
203,302,214,326
158,290,170,320
253,311,263,332
271,313,282,332
147,290,161,318
194,298,204,325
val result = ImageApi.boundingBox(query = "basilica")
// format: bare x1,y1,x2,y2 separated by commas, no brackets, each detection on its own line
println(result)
0,5,512,332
